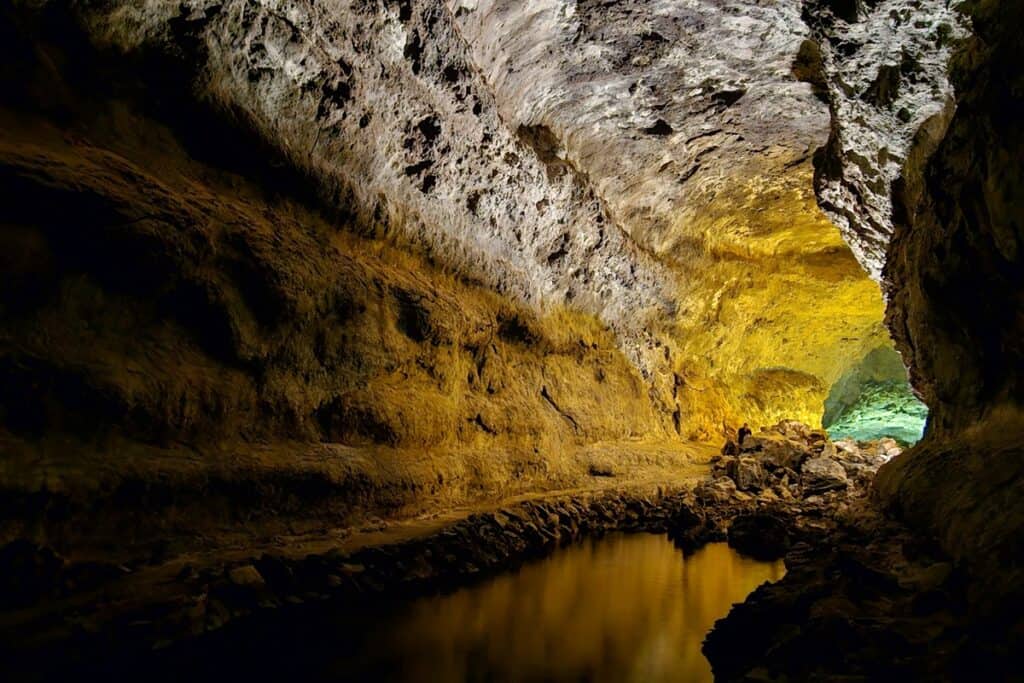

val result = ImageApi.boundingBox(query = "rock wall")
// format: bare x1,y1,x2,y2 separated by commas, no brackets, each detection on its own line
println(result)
875,0,1024,608
822,346,926,445
784,0,1024,605
68,0,677,358
450,0,893,435
0,9,689,551
0,0,975,555
802,0,964,279
883,0,1023,434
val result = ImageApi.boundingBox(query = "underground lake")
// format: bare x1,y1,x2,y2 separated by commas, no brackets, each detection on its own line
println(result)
134,536,784,682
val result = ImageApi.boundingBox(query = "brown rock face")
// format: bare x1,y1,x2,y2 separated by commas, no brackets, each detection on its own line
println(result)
0,13,687,553
884,0,1024,434
875,0,1024,607
1,0,900,440
0,0,1021,654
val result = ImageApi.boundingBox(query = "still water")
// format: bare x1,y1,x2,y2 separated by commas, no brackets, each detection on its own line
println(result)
169,535,784,682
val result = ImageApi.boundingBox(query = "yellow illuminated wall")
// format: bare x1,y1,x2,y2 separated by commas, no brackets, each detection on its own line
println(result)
645,164,891,438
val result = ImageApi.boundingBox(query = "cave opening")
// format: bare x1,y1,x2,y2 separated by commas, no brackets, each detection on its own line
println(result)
821,345,929,446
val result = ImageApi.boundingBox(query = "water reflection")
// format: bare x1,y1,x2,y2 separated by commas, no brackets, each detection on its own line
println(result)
332,535,784,682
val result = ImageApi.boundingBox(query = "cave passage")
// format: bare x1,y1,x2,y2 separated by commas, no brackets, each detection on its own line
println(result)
1,0,1022,678
142,536,784,683
821,346,929,446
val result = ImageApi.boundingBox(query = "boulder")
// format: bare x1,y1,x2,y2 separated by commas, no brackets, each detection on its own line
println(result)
227,564,267,590
728,512,792,560
801,457,849,496
712,455,735,479
834,438,861,456
727,456,765,492
748,432,811,471
699,477,738,504
877,437,902,459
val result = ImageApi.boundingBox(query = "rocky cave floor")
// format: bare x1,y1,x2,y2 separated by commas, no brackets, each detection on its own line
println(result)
1,422,1012,681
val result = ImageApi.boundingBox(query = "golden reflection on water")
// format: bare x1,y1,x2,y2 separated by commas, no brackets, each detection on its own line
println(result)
340,535,785,682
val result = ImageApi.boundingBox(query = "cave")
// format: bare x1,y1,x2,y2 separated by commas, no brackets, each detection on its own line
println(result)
822,345,928,445
0,0,1021,680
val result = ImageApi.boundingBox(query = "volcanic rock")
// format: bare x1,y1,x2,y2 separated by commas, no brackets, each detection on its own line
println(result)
801,457,849,496
728,513,792,561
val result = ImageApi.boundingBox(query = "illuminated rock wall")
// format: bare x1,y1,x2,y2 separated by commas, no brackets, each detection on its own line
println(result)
802,0,964,280
823,347,927,445
0,0,967,552
21,0,901,439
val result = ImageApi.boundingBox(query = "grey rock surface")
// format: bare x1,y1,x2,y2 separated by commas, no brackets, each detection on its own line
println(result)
82,0,679,369
450,0,830,259
801,456,849,495
50,0,963,424
804,0,965,279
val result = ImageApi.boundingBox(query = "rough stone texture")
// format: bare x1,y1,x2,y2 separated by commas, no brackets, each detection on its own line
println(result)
726,456,764,492
61,0,678,373
876,411,1024,613
696,420,1020,680
712,419,883,502
450,0,894,434
800,456,848,496
10,0,898,439
823,345,927,445
874,0,1024,611
669,420,890,564
0,13,700,555
884,0,1023,434
803,0,965,279
450,0,828,257
705,506,1015,681
704,420,1021,681
2,0,1022,676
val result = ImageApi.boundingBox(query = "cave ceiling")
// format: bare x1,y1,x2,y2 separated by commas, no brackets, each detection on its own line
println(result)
61,0,961,432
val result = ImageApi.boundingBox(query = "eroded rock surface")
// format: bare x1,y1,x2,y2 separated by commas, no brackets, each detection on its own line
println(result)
875,0,1024,615
704,507,1005,681
7,0,900,439
823,345,927,444
451,0,895,433
803,0,965,279
0,12,699,557
697,423,1018,681
1,0,1022,678
65,0,678,361
451,0,829,257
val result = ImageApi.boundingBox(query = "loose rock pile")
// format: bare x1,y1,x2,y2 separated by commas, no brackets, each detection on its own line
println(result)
714,420,900,501
668,420,903,561
699,423,1013,680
